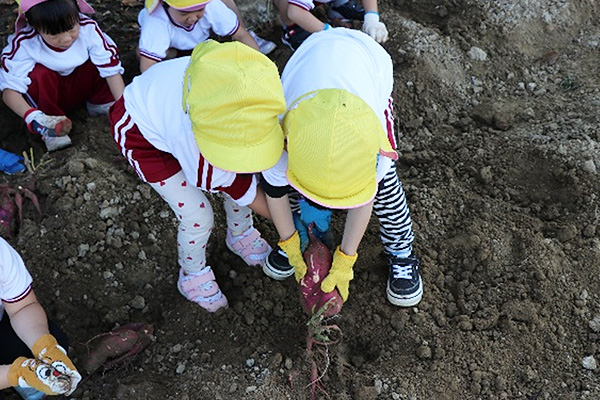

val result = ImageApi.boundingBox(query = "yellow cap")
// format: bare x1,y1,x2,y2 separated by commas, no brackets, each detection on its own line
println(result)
145,0,210,13
284,89,397,209
183,40,286,173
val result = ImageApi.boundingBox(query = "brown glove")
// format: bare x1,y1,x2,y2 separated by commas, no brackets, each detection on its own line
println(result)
32,334,81,395
8,357,72,395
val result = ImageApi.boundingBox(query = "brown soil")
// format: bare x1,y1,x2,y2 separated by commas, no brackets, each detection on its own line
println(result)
1,0,600,399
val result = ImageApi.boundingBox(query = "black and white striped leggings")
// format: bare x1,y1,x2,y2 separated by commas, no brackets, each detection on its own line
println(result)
373,162,414,255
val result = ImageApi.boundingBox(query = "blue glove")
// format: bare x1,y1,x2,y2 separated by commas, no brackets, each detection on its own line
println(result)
0,149,25,175
293,212,310,251
299,198,332,233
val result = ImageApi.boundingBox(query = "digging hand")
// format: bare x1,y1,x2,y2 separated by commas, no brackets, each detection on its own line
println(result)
278,230,308,281
8,357,73,395
320,247,357,302
33,334,81,395
363,13,389,43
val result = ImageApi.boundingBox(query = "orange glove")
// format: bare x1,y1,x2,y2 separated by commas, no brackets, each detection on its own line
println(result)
32,334,81,395
8,357,72,395
278,231,308,281
320,247,357,302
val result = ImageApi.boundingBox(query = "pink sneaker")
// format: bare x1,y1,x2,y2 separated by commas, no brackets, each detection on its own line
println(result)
177,267,228,312
225,227,272,267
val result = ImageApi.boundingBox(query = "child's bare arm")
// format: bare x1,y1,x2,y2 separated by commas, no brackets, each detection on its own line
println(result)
140,55,159,73
266,193,296,241
231,27,260,52
340,200,374,256
105,74,125,100
4,291,49,350
362,0,378,13
288,4,328,32
2,89,33,118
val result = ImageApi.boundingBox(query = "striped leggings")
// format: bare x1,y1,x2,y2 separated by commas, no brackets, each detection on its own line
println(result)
373,163,415,255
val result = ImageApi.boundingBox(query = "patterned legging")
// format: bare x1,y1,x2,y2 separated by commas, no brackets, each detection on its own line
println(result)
373,162,415,255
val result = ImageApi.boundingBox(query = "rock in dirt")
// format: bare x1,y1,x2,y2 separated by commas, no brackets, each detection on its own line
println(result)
582,356,597,370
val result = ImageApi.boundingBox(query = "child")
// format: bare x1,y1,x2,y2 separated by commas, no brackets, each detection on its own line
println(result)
0,0,125,152
273,0,387,51
0,237,80,399
261,28,423,307
109,40,286,313
138,0,274,73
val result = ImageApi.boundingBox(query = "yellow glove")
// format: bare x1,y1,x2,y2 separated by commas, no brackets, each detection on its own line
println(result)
278,231,308,281
32,334,81,395
8,357,72,395
320,247,357,302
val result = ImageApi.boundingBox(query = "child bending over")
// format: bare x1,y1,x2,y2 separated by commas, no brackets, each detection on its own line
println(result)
138,0,274,73
110,40,285,313
262,28,422,307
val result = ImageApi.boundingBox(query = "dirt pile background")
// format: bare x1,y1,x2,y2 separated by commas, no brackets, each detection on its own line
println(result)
1,0,599,399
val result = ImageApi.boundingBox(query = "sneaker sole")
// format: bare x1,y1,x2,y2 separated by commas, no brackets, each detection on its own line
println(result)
386,279,423,307
262,258,294,281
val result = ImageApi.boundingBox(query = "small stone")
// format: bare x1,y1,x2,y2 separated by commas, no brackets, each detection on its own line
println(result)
129,295,146,310
582,356,597,370
589,316,600,332
229,383,237,393
284,358,293,370
245,386,257,393
416,344,432,359
175,363,186,374
468,46,487,61
172,344,182,353
246,358,255,367
582,160,596,174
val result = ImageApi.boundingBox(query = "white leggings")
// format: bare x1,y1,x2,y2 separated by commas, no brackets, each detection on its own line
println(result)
149,171,254,273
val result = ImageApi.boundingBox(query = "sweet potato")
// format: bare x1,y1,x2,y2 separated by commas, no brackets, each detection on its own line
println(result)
82,322,154,375
299,226,344,317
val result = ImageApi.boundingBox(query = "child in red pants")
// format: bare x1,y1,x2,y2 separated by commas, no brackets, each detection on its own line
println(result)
0,0,125,152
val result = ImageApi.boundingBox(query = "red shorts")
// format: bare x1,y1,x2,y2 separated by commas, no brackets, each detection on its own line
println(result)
109,97,181,183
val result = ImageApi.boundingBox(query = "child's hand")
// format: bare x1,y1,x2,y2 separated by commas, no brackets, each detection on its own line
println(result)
32,334,82,395
298,199,332,234
363,13,389,43
278,231,308,281
24,109,72,137
321,247,357,301
8,357,73,395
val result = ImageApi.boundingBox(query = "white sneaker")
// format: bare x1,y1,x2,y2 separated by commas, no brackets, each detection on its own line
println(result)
86,101,114,117
249,30,276,55
43,134,72,152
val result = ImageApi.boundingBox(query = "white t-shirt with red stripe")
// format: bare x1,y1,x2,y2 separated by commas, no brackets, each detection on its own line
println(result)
121,56,257,206
0,238,33,321
138,1,240,62
262,28,395,188
0,14,124,94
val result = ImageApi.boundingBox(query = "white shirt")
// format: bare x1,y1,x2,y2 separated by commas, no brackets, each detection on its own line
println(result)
138,1,240,62
0,238,33,321
122,57,257,206
262,28,394,188
0,14,124,94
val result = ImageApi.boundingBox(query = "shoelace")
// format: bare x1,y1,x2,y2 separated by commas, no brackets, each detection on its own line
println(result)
392,264,413,279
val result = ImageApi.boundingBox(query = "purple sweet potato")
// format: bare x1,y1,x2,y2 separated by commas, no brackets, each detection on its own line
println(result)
299,227,344,317
82,322,154,375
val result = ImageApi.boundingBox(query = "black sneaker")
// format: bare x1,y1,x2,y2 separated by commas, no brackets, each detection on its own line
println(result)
281,25,312,52
327,0,365,22
386,252,423,307
263,245,295,280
